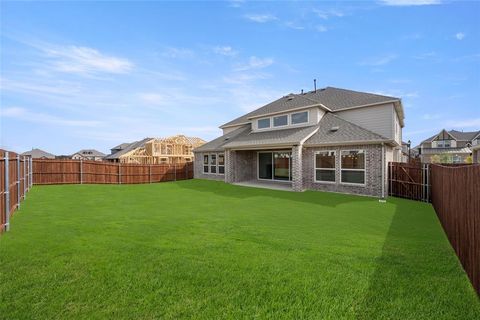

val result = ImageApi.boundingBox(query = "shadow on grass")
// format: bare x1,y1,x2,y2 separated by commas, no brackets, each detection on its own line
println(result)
353,198,480,319
176,179,373,208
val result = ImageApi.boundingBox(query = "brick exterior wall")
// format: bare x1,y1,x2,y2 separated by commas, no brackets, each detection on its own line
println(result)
302,144,384,197
193,152,225,181
229,150,256,183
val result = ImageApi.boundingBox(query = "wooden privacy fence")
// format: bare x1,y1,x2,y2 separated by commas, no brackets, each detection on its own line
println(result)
32,159,194,185
430,164,480,294
0,149,33,233
388,162,431,202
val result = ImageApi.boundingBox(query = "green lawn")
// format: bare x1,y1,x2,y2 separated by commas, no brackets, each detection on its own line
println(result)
1,180,478,319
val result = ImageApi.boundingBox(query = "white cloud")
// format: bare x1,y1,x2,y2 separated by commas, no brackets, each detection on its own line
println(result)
313,9,344,19
285,22,305,30
379,0,441,6
455,32,465,40
161,47,195,59
445,118,480,128
42,45,133,75
360,54,398,66
2,107,102,127
222,72,271,85
234,56,274,71
244,14,277,23
316,25,328,32
213,46,238,56
228,0,245,8
423,113,441,120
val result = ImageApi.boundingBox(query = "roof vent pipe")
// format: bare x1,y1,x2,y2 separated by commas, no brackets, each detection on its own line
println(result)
301,89,304,94
314,79,317,92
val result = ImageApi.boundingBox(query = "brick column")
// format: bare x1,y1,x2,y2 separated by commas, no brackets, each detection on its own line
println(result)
292,145,303,192
225,149,235,183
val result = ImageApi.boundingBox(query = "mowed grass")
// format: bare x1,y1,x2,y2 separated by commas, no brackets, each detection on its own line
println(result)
1,180,478,319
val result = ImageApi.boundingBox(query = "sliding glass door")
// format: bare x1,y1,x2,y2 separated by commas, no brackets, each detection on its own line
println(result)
258,151,292,181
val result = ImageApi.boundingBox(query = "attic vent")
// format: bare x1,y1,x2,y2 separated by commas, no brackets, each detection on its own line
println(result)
330,126,339,132
287,96,294,101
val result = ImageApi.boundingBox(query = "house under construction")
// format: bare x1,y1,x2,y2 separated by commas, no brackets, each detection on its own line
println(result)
104,135,206,164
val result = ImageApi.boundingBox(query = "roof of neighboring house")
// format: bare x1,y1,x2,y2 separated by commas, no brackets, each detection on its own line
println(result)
104,138,153,160
303,113,389,146
111,143,130,150
193,126,250,152
221,87,400,128
420,129,480,144
72,149,106,157
222,125,319,149
420,147,472,155
21,148,55,159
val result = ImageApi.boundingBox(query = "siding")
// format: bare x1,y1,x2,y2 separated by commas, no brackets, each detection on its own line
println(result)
335,103,395,140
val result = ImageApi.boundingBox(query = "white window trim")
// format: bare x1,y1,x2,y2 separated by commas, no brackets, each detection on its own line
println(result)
256,151,292,183
255,110,311,131
314,150,336,184
340,149,366,186
203,153,225,175
290,111,309,126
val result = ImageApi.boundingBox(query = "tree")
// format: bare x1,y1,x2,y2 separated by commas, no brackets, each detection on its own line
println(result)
439,153,452,164
430,154,441,163
465,155,473,164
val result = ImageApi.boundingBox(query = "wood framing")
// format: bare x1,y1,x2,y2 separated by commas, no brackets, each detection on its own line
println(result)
117,135,205,164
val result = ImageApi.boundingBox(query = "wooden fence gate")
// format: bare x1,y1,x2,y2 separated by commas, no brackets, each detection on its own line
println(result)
388,162,431,202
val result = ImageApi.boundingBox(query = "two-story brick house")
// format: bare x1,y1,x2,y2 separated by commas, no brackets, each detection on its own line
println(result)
194,87,405,198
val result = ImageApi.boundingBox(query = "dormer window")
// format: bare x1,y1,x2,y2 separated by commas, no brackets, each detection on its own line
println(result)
258,118,270,129
273,115,288,127
437,140,451,148
291,111,308,125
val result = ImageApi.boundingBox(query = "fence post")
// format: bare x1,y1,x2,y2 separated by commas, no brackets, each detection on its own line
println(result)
149,164,152,183
23,156,27,198
174,163,176,181
118,163,121,184
4,152,10,231
80,160,83,184
30,157,33,188
17,155,20,209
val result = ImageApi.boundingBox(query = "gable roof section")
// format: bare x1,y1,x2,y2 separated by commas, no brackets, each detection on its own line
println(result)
73,149,106,157
21,148,55,159
303,113,389,146
111,143,130,151
104,138,153,160
193,125,250,152
222,125,319,149
221,86,400,128
420,129,480,145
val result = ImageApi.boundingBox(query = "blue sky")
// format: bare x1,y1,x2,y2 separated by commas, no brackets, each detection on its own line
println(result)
1,0,479,154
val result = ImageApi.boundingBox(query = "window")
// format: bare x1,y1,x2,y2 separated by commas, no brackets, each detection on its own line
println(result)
258,118,270,129
437,140,451,148
203,155,209,173
315,151,336,182
291,111,309,125
218,154,225,174
210,154,217,173
273,115,288,127
341,150,365,185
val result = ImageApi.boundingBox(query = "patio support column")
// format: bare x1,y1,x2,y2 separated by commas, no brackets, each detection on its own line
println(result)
224,149,234,183
292,145,304,192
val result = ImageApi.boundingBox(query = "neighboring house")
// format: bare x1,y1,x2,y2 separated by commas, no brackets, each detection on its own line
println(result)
194,87,405,198
104,135,205,164
71,149,106,161
21,148,55,159
416,129,480,163
401,141,410,163
472,142,480,164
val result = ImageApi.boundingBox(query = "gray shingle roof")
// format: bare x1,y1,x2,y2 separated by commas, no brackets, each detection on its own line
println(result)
104,138,153,160
221,87,400,128
304,113,388,146
193,125,250,152
222,125,319,149
73,149,106,157
420,129,480,144
111,143,130,150
21,148,55,159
